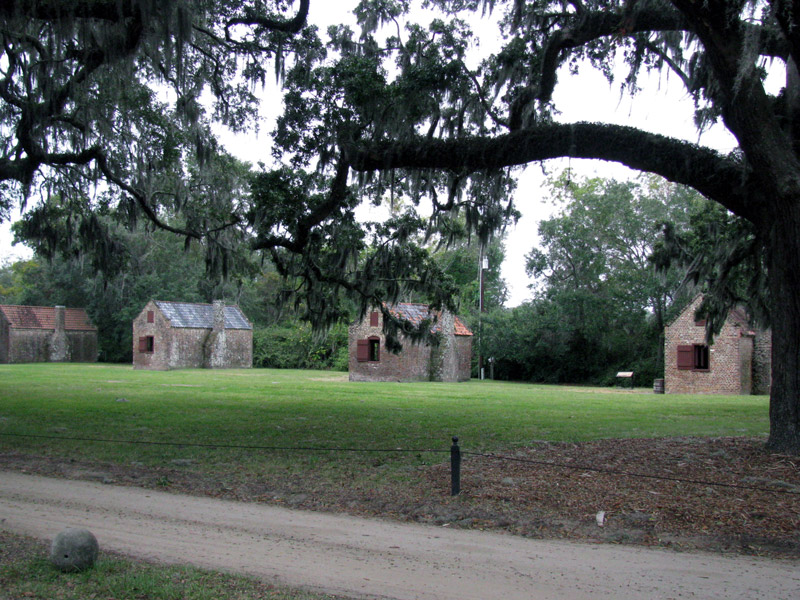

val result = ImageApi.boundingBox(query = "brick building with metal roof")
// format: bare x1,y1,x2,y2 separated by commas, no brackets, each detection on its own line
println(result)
132,300,252,370
348,303,473,382
0,304,97,363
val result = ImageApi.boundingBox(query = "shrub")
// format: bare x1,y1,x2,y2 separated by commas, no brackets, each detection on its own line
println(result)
253,321,349,370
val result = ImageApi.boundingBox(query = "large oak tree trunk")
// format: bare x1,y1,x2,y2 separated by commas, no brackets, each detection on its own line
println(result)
766,202,800,454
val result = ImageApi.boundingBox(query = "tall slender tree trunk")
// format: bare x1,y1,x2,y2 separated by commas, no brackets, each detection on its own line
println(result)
765,202,800,454
652,296,666,377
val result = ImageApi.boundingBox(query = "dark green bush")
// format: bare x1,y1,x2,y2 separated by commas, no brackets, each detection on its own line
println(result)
253,321,349,371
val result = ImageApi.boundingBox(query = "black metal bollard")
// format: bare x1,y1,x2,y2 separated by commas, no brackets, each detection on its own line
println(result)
450,436,461,496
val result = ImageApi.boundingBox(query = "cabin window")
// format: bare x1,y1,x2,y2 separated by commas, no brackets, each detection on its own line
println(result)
693,344,710,370
147,310,154,323
138,336,154,353
356,337,381,362
677,344,709,371
369,337,380,361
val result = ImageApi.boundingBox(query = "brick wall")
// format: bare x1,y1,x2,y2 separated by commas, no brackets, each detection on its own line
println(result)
348,309,471,382
453,335,472,382
348,312,432,382
201,301,252,369
738,334,754,394
48,306,69,361
64,331,98,362
1,328,97,364
166,328,210,369
664,295,760,395
430,312,456,382
133,301,167,370
7,329,52,363
0,315,9,363
204,328,252,369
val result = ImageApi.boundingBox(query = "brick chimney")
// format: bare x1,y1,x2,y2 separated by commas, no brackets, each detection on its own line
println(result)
212,300,225,332
48,305,69,362
430,309,457,382
204,300,227,368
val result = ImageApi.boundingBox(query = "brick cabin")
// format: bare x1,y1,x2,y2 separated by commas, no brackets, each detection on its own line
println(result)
0,304,97,363
133,300,253,370
349,303,473,382
664,295,771,395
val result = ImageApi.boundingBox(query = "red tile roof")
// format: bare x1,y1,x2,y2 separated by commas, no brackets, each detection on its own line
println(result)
453,317,473,337
386,302,473,336
0,305,96,331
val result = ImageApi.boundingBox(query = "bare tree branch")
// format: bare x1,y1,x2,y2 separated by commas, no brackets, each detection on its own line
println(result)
225,0,310,38
534,5,788,104
346,122,756,220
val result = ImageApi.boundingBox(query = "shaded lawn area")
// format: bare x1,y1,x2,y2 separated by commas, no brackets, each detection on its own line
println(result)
0,363,768,477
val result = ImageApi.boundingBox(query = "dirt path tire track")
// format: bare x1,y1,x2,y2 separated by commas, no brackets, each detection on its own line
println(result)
1,472,798,600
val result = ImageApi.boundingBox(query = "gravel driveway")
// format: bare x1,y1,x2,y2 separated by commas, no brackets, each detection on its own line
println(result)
1,471,798,600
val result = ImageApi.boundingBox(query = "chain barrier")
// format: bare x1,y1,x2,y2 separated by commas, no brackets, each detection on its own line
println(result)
1,432,797,497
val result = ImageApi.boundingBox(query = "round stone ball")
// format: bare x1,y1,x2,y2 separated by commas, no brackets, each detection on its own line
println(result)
49,528,99,572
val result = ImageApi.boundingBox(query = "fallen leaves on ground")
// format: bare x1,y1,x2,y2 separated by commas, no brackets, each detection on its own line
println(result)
2,437,798,557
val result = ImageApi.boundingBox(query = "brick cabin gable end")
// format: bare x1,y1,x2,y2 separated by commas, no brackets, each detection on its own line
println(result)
664,295,771,395
663,294,751,335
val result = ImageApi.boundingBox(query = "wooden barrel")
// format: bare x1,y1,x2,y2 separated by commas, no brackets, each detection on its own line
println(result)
653,378,665,394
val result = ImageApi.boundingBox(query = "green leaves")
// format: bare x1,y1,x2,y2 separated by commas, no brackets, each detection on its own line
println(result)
0,0,314,264
653,196,768,335
508,172,708,384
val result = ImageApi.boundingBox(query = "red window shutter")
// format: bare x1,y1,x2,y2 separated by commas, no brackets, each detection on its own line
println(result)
147,310,154,323
357,339,370,362
370,311,379,327
138,336,147,353
677,345,693,370
694,319,706,327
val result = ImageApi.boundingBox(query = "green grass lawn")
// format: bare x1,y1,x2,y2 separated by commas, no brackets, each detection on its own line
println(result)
0,363,768,478
0,531,345,600
0,366,781,596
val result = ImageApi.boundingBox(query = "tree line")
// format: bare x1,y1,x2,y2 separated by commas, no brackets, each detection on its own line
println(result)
0,222,349,370
2,170,741,388
479,172,750,387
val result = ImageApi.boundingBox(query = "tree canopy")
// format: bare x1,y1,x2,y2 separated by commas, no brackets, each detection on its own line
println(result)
310,0,800,453
0,0,310,270
3,1,800,453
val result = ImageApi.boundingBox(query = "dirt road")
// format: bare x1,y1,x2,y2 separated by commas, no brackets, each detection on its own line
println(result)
1,471,798,600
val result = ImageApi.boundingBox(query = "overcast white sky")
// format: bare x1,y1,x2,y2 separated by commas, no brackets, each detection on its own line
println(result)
0,2,755,306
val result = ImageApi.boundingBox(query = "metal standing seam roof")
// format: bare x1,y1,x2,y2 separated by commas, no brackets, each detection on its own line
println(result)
0,305,96,331
154,301,252,330
386,302,473,336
